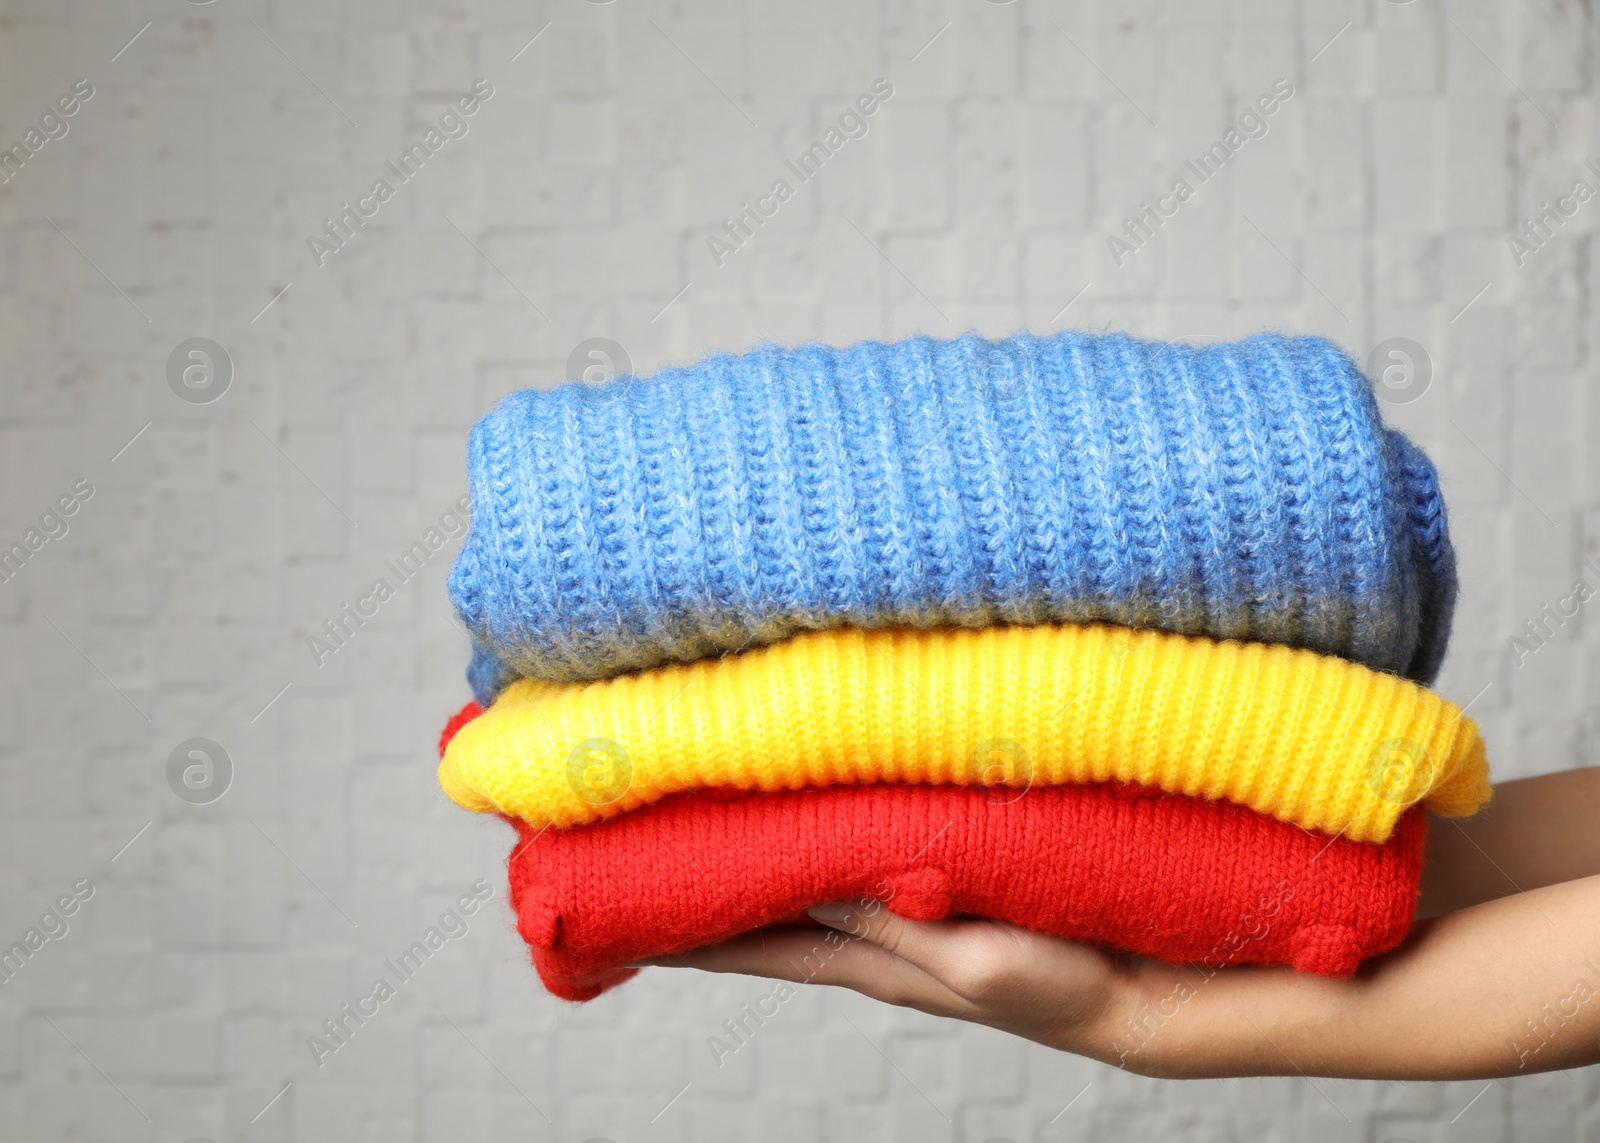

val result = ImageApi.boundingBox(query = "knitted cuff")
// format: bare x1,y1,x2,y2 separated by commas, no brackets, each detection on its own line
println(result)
439,621,1489,842
450,329,1457,697
503,783,1427,1002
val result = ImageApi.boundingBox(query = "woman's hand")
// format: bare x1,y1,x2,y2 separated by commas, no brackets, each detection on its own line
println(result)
647,872,1600,1080
645,898,1147,1068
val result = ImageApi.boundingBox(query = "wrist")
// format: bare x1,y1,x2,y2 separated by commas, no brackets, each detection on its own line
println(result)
1062,958,1198,1074
1112,960,1379,1079
1043,954,1196,1075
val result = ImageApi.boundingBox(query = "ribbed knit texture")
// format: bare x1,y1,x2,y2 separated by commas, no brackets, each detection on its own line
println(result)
503,783,1428,1002
438,621,1489,842
450,329,1458,699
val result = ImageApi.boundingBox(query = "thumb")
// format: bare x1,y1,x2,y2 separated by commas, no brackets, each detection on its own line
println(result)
807,898,949,971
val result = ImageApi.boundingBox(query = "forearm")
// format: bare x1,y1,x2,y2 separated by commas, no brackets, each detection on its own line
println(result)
1419,768,1600,917
1100,873,1600,1079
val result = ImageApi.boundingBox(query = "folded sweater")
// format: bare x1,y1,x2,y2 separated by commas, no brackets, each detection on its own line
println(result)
501,781,1428,1002
439,622,1489,843
450,329,1457,700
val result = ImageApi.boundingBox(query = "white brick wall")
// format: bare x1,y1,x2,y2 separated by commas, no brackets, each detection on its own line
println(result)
0,1,1595,1139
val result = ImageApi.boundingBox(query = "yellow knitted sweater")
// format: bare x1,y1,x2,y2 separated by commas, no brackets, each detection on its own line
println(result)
438,622,1490,842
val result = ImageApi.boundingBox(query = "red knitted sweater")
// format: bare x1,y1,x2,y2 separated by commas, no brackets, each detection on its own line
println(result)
504,782,1425,1001
440,703,1425,1002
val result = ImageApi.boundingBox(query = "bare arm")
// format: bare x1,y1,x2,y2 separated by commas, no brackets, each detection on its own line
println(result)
646,770,1600,1079
1418,768,1600,917
1115,873,1600,1078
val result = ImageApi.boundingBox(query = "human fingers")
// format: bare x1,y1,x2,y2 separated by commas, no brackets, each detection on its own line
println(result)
638,921,982,1017
806,899,1078,1010
640,903,1136,1057
810,900,1144,1058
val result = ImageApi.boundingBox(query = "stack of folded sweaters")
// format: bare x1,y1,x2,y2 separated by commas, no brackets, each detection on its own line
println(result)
435,329,1492,1002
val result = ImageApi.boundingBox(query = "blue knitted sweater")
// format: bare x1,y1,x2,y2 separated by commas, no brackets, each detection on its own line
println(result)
451,329,1456,703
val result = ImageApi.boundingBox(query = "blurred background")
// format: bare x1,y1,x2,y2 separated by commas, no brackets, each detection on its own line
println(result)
0,0,1596,1139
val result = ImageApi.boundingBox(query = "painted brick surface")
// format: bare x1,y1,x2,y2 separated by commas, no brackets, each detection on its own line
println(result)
0,2,1596,1140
